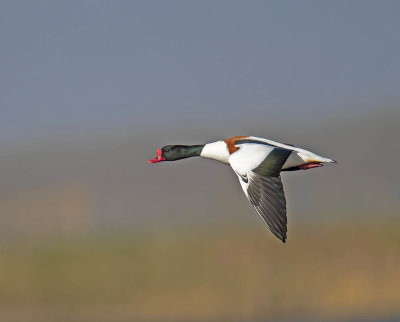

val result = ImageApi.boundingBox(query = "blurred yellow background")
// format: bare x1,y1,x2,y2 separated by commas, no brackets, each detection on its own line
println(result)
1,110,399,321
1,223,400,322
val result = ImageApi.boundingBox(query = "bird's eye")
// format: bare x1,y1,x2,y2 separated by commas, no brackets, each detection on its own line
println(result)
165,149,169,152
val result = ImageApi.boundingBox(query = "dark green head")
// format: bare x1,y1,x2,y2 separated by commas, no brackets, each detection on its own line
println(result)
148,144,204,163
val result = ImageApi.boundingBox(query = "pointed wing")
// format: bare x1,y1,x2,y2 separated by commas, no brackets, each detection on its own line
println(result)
229,144,292,242
245,172,287,242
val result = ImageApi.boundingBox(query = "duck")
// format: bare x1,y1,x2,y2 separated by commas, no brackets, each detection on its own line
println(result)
148,136,336,243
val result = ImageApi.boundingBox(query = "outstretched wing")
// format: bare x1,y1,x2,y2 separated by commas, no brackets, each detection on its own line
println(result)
245,172,287,242
229,143,292,242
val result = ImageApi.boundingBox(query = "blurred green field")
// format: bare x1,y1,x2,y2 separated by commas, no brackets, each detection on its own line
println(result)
1,220,399,322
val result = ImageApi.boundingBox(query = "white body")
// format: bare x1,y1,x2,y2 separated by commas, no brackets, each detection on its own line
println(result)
200,136,334,176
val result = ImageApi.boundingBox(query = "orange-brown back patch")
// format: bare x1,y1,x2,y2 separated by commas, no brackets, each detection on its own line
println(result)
224,136,249,154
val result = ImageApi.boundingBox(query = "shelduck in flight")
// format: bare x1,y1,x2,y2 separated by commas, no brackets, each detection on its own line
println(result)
148,136,336,243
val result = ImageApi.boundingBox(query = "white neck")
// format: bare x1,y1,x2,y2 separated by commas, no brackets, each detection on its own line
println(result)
200,141,230,164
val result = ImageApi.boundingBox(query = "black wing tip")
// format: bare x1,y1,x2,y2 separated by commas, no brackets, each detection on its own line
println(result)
271,230,287,243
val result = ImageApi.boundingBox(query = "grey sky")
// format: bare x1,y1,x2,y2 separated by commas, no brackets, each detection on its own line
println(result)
1,0,400,145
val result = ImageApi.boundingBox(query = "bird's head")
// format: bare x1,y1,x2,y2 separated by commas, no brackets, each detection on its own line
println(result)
147,145,204,163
